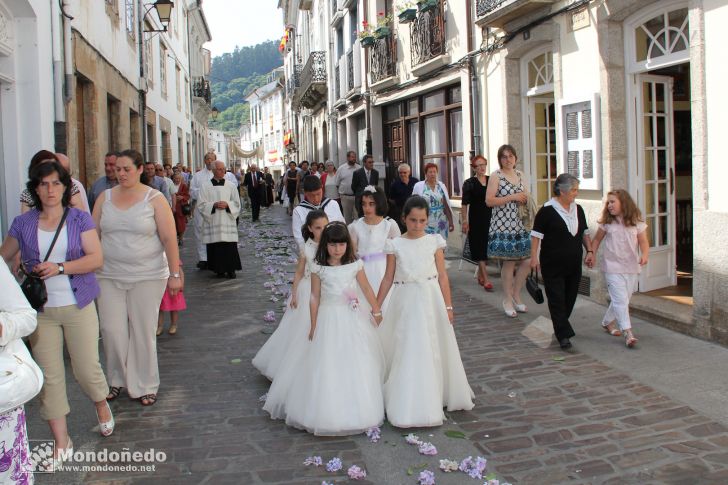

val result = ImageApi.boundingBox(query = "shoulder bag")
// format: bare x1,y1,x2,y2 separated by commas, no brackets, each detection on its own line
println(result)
0,339,44,414
19,208,69,311
526,269,545,304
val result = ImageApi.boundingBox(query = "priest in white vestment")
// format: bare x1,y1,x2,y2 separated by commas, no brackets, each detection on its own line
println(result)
198,161,242,278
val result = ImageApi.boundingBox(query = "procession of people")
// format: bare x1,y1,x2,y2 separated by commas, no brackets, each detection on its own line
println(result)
0,144,650,482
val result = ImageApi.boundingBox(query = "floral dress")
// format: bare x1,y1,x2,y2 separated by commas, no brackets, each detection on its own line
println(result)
0,406,34,484
487,170,531,260
422,183,450,239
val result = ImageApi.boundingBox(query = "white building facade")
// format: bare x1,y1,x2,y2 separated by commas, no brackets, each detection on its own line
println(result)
474,0,728,344
246,70,286,177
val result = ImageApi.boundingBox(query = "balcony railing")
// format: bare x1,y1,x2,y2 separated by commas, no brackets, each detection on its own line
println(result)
347,49,354,92
335,62,341,101
191,76,211,104
410,1,446,67
286,65,301,98
298,51,327,109
476,0,508,17
369,35,397,85
475,0,558,27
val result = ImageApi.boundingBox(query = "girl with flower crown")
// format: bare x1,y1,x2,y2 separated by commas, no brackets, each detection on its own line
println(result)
263,222,385,435
348,186,401,295
252,210,328,380
377,195,474,428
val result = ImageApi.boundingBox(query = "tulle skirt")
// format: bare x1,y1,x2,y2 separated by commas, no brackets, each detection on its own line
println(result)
263,302,385,436
252,277,311,380
379,279,475,428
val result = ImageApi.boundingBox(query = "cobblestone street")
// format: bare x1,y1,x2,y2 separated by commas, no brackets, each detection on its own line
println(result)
26,204,728,485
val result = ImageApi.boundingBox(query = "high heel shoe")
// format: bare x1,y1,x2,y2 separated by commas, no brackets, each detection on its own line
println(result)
52,436,73,471
96,401,115,437
502,301,517,318
512,299,528,313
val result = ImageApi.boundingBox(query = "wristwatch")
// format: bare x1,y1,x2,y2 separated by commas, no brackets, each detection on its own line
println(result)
58,263,65,274
170,272,181,278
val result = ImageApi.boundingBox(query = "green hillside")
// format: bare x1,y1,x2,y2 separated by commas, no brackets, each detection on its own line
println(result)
210,40,283,133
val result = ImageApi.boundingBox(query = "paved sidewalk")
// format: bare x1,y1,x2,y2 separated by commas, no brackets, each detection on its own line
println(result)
25,204,728,484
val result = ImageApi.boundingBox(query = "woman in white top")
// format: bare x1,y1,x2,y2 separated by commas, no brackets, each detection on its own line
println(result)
92,149,181,407
412,163,455,240
321,161,338,201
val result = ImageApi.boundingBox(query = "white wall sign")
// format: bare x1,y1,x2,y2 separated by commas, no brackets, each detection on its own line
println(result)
559,94,602,191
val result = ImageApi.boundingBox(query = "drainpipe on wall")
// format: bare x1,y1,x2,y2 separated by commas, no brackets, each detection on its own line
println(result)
466,0,481,160
137,0,147,161
60,0,74,104
51,0,65,120
363,0,372,157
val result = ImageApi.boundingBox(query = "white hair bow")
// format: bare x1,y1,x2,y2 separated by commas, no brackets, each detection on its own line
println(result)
364,185,377,193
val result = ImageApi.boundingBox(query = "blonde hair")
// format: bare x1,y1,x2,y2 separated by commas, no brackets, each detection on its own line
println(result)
599,189,643,227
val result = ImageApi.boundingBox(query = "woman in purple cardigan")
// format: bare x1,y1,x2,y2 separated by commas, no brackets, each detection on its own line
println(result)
0,161,114,467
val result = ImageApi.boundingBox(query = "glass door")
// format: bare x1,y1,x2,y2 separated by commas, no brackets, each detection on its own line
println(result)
527,97,557,206
636,74,676,291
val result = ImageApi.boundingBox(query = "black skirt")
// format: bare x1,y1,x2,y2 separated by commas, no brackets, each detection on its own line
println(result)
206,242,242,274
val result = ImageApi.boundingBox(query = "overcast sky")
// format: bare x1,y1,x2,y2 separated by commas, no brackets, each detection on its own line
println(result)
202,0,283,57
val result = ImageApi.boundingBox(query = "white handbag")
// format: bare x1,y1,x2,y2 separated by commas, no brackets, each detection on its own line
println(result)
0,339,44,415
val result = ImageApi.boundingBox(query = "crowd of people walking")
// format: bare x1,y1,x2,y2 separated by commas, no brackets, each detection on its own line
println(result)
0,142,649,482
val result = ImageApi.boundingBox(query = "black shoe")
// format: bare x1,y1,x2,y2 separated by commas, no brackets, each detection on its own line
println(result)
197,261,208,270
559,338,572,350
226,272,236,279
216,272,225,278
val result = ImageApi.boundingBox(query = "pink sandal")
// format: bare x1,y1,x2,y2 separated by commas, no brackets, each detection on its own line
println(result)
603,322,622,337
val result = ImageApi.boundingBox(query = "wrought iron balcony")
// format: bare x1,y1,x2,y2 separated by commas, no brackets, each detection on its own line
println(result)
476,0,557,28
191,76,211,105
335,62,341,101
286,65,301,98
297,51,327,110
347,49,354,92
410,1,446,67
369,35,397,85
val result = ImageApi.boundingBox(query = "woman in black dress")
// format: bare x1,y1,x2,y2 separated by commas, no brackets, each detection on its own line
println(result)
285,161,300,215
461,155,494,291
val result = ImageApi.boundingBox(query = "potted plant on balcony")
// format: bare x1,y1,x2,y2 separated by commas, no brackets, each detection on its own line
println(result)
397,1,417,23
374,11,393,38
358,20,376,47
417,0,438,13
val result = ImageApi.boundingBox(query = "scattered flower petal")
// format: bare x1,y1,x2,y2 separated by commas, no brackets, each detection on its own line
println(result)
263,310,276,322
405,433,422,445
459,456,487,479
326,457,342,472
258,393,267,402
347,465,367,480
439,459,459,472
418,442,437,455
303,456,323,467
418,469,436,485
365,426,381,443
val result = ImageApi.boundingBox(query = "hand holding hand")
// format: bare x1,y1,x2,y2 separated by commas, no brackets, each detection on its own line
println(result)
584,252,595,268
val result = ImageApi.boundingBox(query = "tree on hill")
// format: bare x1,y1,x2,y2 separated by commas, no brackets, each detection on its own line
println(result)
209,40,283,134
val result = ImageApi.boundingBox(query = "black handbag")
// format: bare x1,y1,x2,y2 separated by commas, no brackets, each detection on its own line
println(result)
181,203,192,216
20,208,69,310
526,269,544,304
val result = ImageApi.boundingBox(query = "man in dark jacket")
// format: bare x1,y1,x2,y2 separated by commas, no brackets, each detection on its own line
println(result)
351,154,379,217
243,163,265,222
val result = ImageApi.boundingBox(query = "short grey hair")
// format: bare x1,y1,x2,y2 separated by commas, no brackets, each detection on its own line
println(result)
554,173,580,196
398,163,411,173
325,160,335,168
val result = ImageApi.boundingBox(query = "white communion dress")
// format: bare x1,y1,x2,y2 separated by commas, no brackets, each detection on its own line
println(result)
380,234,475,428
252,239,317,380
348,217,401,294
263,260,385,436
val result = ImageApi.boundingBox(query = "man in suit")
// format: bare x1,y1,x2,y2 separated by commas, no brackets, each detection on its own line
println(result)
243,163,265,222
351,154,379,217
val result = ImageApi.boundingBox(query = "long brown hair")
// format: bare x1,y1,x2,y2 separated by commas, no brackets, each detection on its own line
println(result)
598,189,643,227
314,222,356,265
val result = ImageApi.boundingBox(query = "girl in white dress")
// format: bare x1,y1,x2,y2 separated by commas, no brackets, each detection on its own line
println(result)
252,210,328,380
377,196,475,428
264,222,385,436
349,186,401,294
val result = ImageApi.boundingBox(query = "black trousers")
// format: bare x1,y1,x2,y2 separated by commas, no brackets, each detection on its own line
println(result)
250,195,261,221
543,271,581,341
